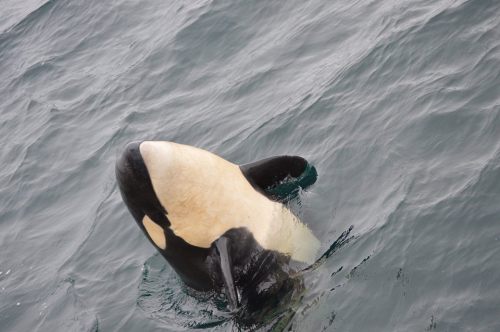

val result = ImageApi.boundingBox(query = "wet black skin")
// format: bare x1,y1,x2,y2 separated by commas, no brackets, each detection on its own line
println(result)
115,142,316,316
240,155,308,194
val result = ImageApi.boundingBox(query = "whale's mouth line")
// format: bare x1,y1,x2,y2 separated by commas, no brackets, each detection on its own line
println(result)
115,141,169,229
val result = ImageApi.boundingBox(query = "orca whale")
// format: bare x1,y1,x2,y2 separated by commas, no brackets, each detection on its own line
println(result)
115,141,319,316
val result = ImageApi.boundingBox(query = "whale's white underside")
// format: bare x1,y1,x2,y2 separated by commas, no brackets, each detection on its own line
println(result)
139,141,320,264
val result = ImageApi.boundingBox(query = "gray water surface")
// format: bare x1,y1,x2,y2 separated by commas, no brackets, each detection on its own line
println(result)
1,0,500,331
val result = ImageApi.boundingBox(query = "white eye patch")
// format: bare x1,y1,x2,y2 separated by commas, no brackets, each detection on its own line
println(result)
142,215,166,249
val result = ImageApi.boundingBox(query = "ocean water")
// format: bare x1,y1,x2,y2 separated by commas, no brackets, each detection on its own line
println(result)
1,0,500,330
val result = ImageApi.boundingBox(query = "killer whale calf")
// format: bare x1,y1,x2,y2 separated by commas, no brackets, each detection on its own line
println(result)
115,141,320,316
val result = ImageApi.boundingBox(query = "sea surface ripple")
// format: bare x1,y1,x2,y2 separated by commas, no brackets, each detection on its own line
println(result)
1,0,499,331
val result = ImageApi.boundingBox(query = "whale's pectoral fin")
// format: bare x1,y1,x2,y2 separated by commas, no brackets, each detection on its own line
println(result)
215,237,239,310
240,155,318,202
